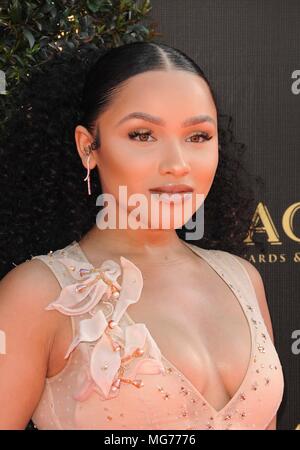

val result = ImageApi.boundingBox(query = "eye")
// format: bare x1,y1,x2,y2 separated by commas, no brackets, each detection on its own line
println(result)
128,129,213,144
186,132,213,143
128,129,156,142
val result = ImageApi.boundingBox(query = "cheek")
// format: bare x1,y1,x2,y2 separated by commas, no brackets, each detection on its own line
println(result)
192,149,219,195
97,138,154,192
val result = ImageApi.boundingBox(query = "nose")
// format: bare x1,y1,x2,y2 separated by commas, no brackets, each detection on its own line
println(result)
159,143,191,177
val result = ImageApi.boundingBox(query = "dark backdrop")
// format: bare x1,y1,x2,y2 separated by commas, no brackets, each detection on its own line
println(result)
146,0,300,430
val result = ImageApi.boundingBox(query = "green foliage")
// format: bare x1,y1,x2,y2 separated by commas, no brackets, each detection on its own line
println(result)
0,0,159,88
0,0,161,133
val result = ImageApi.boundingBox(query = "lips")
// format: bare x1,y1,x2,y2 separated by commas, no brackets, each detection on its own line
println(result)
149,184,194,194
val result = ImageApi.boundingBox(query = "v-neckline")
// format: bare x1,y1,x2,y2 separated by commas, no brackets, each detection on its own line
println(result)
71,239,255,418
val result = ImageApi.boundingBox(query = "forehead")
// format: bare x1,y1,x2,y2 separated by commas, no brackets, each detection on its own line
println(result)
102,70,217,125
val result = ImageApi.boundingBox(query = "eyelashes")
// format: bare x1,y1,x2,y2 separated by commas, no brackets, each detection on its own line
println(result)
128,129,213,144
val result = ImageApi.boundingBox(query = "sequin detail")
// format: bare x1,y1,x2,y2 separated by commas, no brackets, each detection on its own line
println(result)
30,241,284,430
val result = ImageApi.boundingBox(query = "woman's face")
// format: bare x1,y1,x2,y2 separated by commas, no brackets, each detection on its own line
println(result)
76,69,219,231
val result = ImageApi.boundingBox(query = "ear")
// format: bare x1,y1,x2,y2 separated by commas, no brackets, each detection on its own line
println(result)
74,125,97,170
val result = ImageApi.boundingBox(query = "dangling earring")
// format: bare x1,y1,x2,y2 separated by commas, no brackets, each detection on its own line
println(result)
83,146,92,195
83,141,97,196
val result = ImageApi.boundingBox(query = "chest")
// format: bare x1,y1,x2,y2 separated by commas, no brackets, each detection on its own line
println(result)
49,258,253,412
124,263,252,410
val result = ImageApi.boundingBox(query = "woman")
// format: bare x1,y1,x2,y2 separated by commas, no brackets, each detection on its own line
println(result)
0,42,284,429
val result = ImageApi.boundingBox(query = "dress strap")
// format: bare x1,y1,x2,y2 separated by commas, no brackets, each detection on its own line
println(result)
183,242,260,311
30,241,79,289
30,241,88,347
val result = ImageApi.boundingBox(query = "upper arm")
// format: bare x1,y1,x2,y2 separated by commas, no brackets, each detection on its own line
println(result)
235,255,277,429
0,260,61,429
235,256,274,342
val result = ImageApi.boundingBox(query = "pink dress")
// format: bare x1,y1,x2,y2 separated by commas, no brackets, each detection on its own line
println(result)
30,240,284,430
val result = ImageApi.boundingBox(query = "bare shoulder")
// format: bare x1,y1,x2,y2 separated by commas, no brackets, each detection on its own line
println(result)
0,257,64,343
1,256,62,304
232,253,264,288
224,251,274,343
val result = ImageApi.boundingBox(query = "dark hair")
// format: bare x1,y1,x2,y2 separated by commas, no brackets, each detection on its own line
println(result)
0,41,265,277
79,42,217,146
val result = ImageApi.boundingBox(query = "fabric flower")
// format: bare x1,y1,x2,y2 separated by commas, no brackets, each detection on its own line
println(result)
45,256,121,316
45,253,165,400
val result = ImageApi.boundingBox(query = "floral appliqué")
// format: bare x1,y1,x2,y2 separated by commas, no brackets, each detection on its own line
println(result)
45,254,165,401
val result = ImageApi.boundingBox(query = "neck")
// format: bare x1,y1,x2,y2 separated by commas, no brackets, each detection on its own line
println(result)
79,225,194,268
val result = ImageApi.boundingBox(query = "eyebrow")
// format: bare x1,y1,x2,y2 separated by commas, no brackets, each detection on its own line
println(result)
115,112,216,128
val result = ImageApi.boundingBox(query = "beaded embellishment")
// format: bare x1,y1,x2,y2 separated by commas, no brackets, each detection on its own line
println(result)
45,254,165,401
